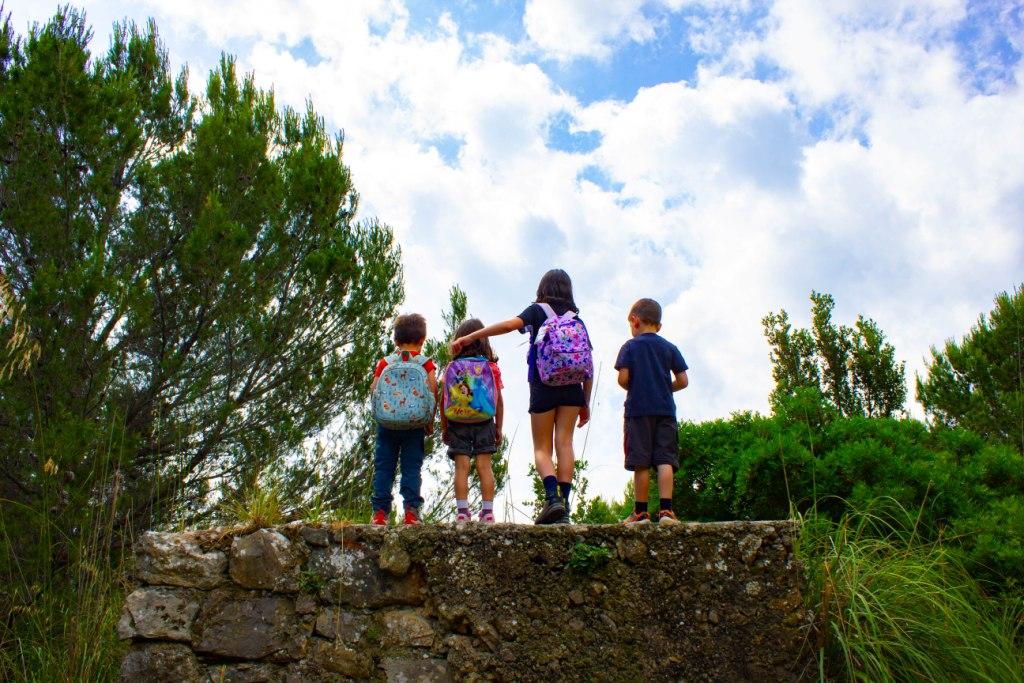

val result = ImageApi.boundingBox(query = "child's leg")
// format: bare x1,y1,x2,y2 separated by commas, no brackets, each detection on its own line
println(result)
656,463,674,507
530,410,556,478
453,454,471,515
475,454,495,501
397,428,426,512
633,467,651,511
371,427,399,512
553,406,581,509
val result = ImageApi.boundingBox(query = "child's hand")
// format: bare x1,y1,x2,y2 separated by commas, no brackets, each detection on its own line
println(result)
425,423,435,436
577,405,590,428
441,428,449,444
495,428,502,445
449,336,466,355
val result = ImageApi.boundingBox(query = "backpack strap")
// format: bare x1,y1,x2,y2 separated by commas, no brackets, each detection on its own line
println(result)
411,354,430,367
537,302,576,321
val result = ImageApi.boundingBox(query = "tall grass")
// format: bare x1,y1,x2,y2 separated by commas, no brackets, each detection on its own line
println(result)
799,499,1024,682
0,479,129,681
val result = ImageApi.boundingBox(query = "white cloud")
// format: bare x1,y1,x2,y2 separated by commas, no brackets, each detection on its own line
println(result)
523,0,658,61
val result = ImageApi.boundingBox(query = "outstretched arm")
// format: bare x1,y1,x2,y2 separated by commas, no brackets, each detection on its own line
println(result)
450,317,524,354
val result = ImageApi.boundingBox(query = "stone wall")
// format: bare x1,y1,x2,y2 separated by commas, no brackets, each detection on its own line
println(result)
118,521,813,682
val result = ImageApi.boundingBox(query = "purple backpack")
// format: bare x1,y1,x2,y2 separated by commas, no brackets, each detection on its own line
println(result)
534,302,594,386
442,357,497,422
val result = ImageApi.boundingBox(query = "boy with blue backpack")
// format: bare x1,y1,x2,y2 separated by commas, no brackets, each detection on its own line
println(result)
370,313,437,525
440,319,504,523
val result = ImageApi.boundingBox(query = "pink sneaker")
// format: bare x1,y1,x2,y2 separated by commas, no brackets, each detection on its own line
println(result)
455,511,471,523
479,510,495,524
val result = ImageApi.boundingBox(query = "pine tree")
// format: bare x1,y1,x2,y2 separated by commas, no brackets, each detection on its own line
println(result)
763,292,906,417
0,10,402,569
917,285,1024,454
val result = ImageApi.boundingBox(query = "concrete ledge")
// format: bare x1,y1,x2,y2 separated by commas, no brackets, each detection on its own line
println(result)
119,521,814,682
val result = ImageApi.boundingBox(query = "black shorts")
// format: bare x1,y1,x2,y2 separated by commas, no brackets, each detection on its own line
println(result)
446,420,497,458
624,416,679,471
528,381,586,414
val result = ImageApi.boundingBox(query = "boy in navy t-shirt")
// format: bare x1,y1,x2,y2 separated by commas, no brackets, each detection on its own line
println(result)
614,298,689,525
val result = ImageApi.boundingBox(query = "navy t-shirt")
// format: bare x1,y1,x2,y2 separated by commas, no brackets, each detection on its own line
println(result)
614,333,688,418
517,302,583,383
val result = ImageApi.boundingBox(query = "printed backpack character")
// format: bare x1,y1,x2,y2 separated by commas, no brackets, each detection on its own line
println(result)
533,302,594,386
372,352,436,430
443,357,497,422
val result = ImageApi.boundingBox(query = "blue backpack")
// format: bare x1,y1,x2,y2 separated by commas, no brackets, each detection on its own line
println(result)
372,352,435,430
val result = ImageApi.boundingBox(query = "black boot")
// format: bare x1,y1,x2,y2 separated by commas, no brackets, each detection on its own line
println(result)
534,495,565,525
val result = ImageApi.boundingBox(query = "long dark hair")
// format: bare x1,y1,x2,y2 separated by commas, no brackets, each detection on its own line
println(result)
535,268,578,312
452,318,498,362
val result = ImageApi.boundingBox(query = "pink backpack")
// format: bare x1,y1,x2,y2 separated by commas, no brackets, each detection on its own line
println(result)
533,302,594,386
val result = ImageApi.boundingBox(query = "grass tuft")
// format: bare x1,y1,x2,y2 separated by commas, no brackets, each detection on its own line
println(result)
799,498,1024,683
219,481,284,529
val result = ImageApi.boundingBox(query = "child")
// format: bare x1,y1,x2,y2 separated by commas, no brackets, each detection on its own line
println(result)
615,298,688,526
450,269,592,525
370,313,437,526
440,319,503,523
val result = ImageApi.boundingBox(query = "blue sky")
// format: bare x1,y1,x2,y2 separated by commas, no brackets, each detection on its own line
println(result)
16,1,1024,512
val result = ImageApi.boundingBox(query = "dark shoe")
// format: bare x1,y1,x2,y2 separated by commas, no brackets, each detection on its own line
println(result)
553,504,571,525
534,496,565,525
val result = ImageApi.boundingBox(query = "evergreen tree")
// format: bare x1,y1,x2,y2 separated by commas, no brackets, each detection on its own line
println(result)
917,285,1024,454
763,292,906,417
0,11,402,570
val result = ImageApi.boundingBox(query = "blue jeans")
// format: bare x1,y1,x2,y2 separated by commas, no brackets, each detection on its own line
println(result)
371,426,425,512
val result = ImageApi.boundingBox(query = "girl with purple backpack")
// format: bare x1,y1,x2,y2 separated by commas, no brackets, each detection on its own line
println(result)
440,319,503,523
450,269,593,525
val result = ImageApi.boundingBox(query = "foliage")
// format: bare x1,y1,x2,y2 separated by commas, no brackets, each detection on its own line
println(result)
0,9,400,564
675,392,1024,592
566,542,611,574
800,501,1024,682
422,286,508,522
0,444,128,681
0,268,40,380
763,292,906,418
218,479,285,529
917,284,1024,455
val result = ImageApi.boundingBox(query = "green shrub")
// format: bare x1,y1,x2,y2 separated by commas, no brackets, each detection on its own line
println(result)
676,394,1024,592
567,543,611,574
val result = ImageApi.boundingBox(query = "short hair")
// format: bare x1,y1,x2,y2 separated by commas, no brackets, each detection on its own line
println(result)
630,298,662,325
393,313,427,344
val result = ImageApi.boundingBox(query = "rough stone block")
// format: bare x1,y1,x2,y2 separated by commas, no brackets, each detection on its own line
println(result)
382,656,453,682
378,536,411,576
120,642,203,683
314,608,370,642
193,590,304,660
308,545,423,608
380,608,435,648
230,528,302,592
137,531,227,589
117,587,199,641
205,662,281,682
309,638,373,678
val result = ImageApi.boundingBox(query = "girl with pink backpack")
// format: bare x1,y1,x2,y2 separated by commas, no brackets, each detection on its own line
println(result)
450,269,593,525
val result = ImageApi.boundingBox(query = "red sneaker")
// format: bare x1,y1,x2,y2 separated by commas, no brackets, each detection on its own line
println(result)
403,508,422,525
371,509,388,526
